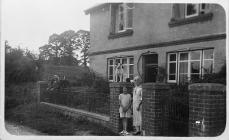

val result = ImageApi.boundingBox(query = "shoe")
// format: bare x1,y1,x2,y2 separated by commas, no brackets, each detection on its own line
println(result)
119,130,125,135
124,131,130,135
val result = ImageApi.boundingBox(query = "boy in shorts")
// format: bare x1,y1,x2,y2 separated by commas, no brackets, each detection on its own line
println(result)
119,86,132,135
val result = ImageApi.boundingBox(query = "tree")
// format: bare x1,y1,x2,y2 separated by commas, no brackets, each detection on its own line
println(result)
76,30,90,67
39,30,80,65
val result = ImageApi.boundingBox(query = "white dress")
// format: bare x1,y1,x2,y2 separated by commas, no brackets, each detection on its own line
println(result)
133,85,142,127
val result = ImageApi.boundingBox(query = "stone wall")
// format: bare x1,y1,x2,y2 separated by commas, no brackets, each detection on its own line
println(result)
188,83,226,136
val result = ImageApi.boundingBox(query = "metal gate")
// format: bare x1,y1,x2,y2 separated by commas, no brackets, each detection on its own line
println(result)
161,85,189,136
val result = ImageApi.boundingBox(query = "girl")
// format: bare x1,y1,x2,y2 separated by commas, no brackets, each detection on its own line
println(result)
119,86,132,135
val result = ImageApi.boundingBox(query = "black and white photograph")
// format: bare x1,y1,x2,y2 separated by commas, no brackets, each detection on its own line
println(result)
0,0,228,139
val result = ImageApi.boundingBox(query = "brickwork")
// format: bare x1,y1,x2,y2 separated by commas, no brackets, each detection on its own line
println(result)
142,83,170,136
188,83,226,136
109,82,133,134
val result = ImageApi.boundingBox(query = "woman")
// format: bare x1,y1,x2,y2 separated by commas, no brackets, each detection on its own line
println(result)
132,76,142,135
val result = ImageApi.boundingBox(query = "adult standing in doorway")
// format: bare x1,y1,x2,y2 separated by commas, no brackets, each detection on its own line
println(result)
132,76,142,135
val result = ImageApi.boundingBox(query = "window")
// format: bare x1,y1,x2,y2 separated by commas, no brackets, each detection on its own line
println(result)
167,49,214,83
109,3,134,39
169,3,212,27
108,57,134,82
185,4,207,18
117,3,133,32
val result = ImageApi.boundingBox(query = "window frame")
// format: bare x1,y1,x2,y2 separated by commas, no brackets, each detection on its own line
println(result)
117,3,134,33
167,49,214,84
185,4,199,18
107,56,134,82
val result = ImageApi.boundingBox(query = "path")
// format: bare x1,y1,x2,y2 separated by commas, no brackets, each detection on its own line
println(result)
5,121,44,135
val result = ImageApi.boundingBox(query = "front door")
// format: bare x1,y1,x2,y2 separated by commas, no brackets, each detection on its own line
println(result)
143,54,158,82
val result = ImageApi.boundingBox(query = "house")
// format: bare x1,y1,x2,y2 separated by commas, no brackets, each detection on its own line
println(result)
85,3,226,84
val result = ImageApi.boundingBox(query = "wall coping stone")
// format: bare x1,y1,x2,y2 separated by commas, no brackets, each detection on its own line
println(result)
142,83,170,90
109,82,133,88
41,102,110,121
188,83,226,92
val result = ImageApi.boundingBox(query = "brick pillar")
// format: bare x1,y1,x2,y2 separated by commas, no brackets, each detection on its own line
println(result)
142,83,170,136
189,83,226,136
37,81,48,103
109,82,132,134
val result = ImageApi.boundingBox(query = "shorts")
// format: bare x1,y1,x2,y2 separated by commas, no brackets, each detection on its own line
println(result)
119,107,131,118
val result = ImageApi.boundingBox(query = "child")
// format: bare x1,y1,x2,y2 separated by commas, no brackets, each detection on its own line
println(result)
119,86,132,135
133,76,142,135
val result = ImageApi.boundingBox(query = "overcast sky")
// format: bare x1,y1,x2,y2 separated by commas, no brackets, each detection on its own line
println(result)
2,0,97,53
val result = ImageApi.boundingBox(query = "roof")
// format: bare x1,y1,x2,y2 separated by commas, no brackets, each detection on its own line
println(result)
84,3,109,15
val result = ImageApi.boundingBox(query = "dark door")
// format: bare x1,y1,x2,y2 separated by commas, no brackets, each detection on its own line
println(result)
143,54,158,82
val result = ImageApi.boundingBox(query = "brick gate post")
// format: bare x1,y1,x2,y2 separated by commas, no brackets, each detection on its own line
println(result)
188,83,226,136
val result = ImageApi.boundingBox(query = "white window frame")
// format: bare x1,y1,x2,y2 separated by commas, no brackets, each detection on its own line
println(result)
117,3,134,32
185,4,199,18
107,57,134,82
167,49,214,84
167,53,177,83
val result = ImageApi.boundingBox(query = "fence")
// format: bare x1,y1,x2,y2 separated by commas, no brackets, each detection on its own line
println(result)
40,85,110,116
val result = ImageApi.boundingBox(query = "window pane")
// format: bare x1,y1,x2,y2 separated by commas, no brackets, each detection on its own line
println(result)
169,75,176,80
179,53,188,61
190,51,201,60
179,62,188,73
203,60,213,74
122,58,127,64
186,4,198,16
191,61,200,73
169,54,176,61
204,49,213,59
129,57,134,64
129,65,134,74
115,59,121,64
109,75,113,80
127,9,133,28
109,67,113,75
109,59,113,65
169,63,176,74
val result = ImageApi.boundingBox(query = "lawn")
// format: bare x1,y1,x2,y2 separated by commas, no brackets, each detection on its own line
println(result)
5,103,117,136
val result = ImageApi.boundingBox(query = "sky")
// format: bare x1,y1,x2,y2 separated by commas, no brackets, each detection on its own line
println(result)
2,0,97,54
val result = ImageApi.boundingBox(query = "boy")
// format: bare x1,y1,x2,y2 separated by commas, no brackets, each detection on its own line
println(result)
119,86,132,135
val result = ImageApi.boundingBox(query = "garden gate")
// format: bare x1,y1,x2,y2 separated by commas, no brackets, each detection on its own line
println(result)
161,85,189,136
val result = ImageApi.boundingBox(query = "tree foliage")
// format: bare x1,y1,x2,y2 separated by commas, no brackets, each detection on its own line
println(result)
5,41,41,85
39,30,90,66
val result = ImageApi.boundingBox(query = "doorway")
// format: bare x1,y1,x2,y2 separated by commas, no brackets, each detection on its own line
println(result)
143,54,158,83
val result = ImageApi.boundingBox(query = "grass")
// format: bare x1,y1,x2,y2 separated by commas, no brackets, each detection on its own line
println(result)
5,103,117,136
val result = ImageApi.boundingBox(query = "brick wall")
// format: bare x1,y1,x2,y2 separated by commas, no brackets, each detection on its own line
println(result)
142,83,170,136
109,82,133,133
188,83,226,136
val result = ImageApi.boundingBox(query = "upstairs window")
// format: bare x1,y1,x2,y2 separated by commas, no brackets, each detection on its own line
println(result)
169,3,212,27
117,3,133,32
109,3,134,39
185,4,207,18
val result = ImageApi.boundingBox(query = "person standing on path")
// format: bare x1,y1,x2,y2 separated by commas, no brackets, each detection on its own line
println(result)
132,76,142,135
